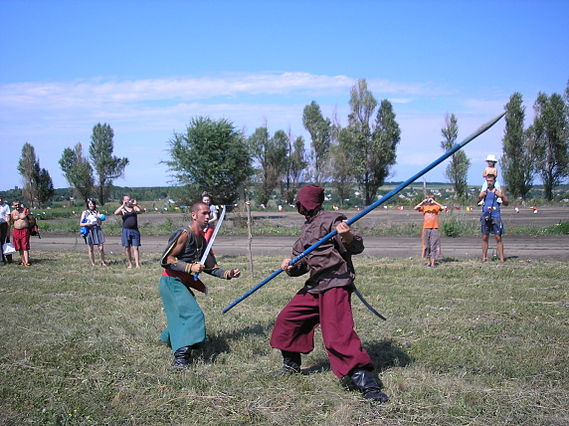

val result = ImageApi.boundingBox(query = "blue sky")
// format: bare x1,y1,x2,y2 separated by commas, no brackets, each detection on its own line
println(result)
1,0,568,191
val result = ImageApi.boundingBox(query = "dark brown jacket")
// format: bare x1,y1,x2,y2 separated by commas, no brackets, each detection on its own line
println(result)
286,210,364,294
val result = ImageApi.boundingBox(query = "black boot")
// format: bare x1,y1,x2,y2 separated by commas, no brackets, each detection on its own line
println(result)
172,346,192,369
350,369,389,403
276,350,301,375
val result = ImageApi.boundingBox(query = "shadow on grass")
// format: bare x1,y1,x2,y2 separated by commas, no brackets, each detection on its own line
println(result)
300,339,412,376
440,257,461,263
198,322,273,363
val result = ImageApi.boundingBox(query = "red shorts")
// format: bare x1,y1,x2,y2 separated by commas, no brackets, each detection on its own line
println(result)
13,228,30,251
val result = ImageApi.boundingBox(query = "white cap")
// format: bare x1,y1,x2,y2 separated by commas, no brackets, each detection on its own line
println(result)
486,154,497,162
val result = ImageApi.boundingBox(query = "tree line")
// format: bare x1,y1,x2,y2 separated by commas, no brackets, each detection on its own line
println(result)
10,79,569,208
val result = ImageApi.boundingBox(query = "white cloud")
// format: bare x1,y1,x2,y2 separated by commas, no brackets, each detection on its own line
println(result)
0,72,443,110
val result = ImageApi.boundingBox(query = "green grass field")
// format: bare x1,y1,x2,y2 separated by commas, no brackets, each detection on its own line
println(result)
1,252,568,425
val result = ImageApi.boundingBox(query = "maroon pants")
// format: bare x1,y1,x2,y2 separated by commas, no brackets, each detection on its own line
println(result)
270,286,373,378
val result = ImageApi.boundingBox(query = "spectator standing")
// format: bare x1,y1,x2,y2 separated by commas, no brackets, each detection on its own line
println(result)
201,192,218,243
0,195,12,264
80,198,107,267
10,200,31,266
114,195,145,268
479,175,509,262
414,194,445,267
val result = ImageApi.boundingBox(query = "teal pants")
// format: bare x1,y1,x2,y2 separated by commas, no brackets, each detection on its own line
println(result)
159,275,206,353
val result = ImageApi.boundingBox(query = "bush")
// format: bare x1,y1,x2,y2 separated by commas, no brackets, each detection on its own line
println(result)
546,221,569,235
441,219,462,237
440,216,478,237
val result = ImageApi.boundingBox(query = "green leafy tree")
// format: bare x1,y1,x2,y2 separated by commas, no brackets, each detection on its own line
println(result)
440,114,470,199
36,168,55,207
339,79,401,205
303,101,332,184
501,93,534,199
166,117,252,206
88,123,129,205
530,92,569,201
59,143,95,201
248,127,288,205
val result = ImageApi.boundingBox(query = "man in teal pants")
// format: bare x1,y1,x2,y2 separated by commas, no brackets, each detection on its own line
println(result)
159,202,240,368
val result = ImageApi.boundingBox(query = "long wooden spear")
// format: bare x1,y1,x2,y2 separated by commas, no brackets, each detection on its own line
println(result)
222,112,505,314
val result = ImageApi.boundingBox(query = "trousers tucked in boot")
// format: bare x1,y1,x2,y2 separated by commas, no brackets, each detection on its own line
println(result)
279,350,301,374
350,369,389,402
172,346,192,368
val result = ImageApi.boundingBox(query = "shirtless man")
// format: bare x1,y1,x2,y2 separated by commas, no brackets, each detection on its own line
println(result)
11,200,31,266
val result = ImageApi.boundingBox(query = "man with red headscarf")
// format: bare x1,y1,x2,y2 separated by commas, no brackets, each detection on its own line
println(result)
269,185,389,402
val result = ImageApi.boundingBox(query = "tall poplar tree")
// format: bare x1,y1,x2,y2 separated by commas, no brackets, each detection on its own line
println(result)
17,143,54,207
440,114,470,199
530,92,569,201
247,127,288,205
88,123,129,205
303,101,331,184
501,93,534,199
284,133,308,204
339,79,401,205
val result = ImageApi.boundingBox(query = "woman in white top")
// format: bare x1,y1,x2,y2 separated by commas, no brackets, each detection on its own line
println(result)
80,198,107,266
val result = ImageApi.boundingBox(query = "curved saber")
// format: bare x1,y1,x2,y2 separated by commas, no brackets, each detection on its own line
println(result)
194,205,226,280
222,112,505,314
354,288,387,321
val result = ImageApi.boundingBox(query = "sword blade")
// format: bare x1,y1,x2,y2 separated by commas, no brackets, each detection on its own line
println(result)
194,205,226,280
199,205,226,264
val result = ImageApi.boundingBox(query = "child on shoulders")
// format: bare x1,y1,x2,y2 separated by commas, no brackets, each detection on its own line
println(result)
479,154,502,205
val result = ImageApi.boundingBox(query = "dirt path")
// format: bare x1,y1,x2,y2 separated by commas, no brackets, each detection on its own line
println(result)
31,233,568,261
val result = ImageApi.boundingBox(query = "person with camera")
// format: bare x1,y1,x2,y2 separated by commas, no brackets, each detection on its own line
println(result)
0,195,13,265
478,174,509,262
80,198,107,267
10,200,31,266
414,193,445,267
114,195,145,268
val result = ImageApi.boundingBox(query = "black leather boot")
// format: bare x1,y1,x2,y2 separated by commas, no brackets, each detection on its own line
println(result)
275,350,301,375
350,369,389,402
172,346,192,369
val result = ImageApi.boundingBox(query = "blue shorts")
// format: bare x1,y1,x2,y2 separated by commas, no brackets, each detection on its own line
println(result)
121,228,141,247
480,216,504,235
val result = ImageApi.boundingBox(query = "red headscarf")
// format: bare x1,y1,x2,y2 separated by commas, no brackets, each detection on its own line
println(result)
296,185,324,218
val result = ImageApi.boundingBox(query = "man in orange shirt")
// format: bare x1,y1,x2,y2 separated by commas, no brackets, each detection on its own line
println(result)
414,194,444,267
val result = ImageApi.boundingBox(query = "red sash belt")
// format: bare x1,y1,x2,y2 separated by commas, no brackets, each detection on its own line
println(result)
162,269,207,294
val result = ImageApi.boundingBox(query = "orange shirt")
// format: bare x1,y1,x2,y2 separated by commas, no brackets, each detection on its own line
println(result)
419,204,442,229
